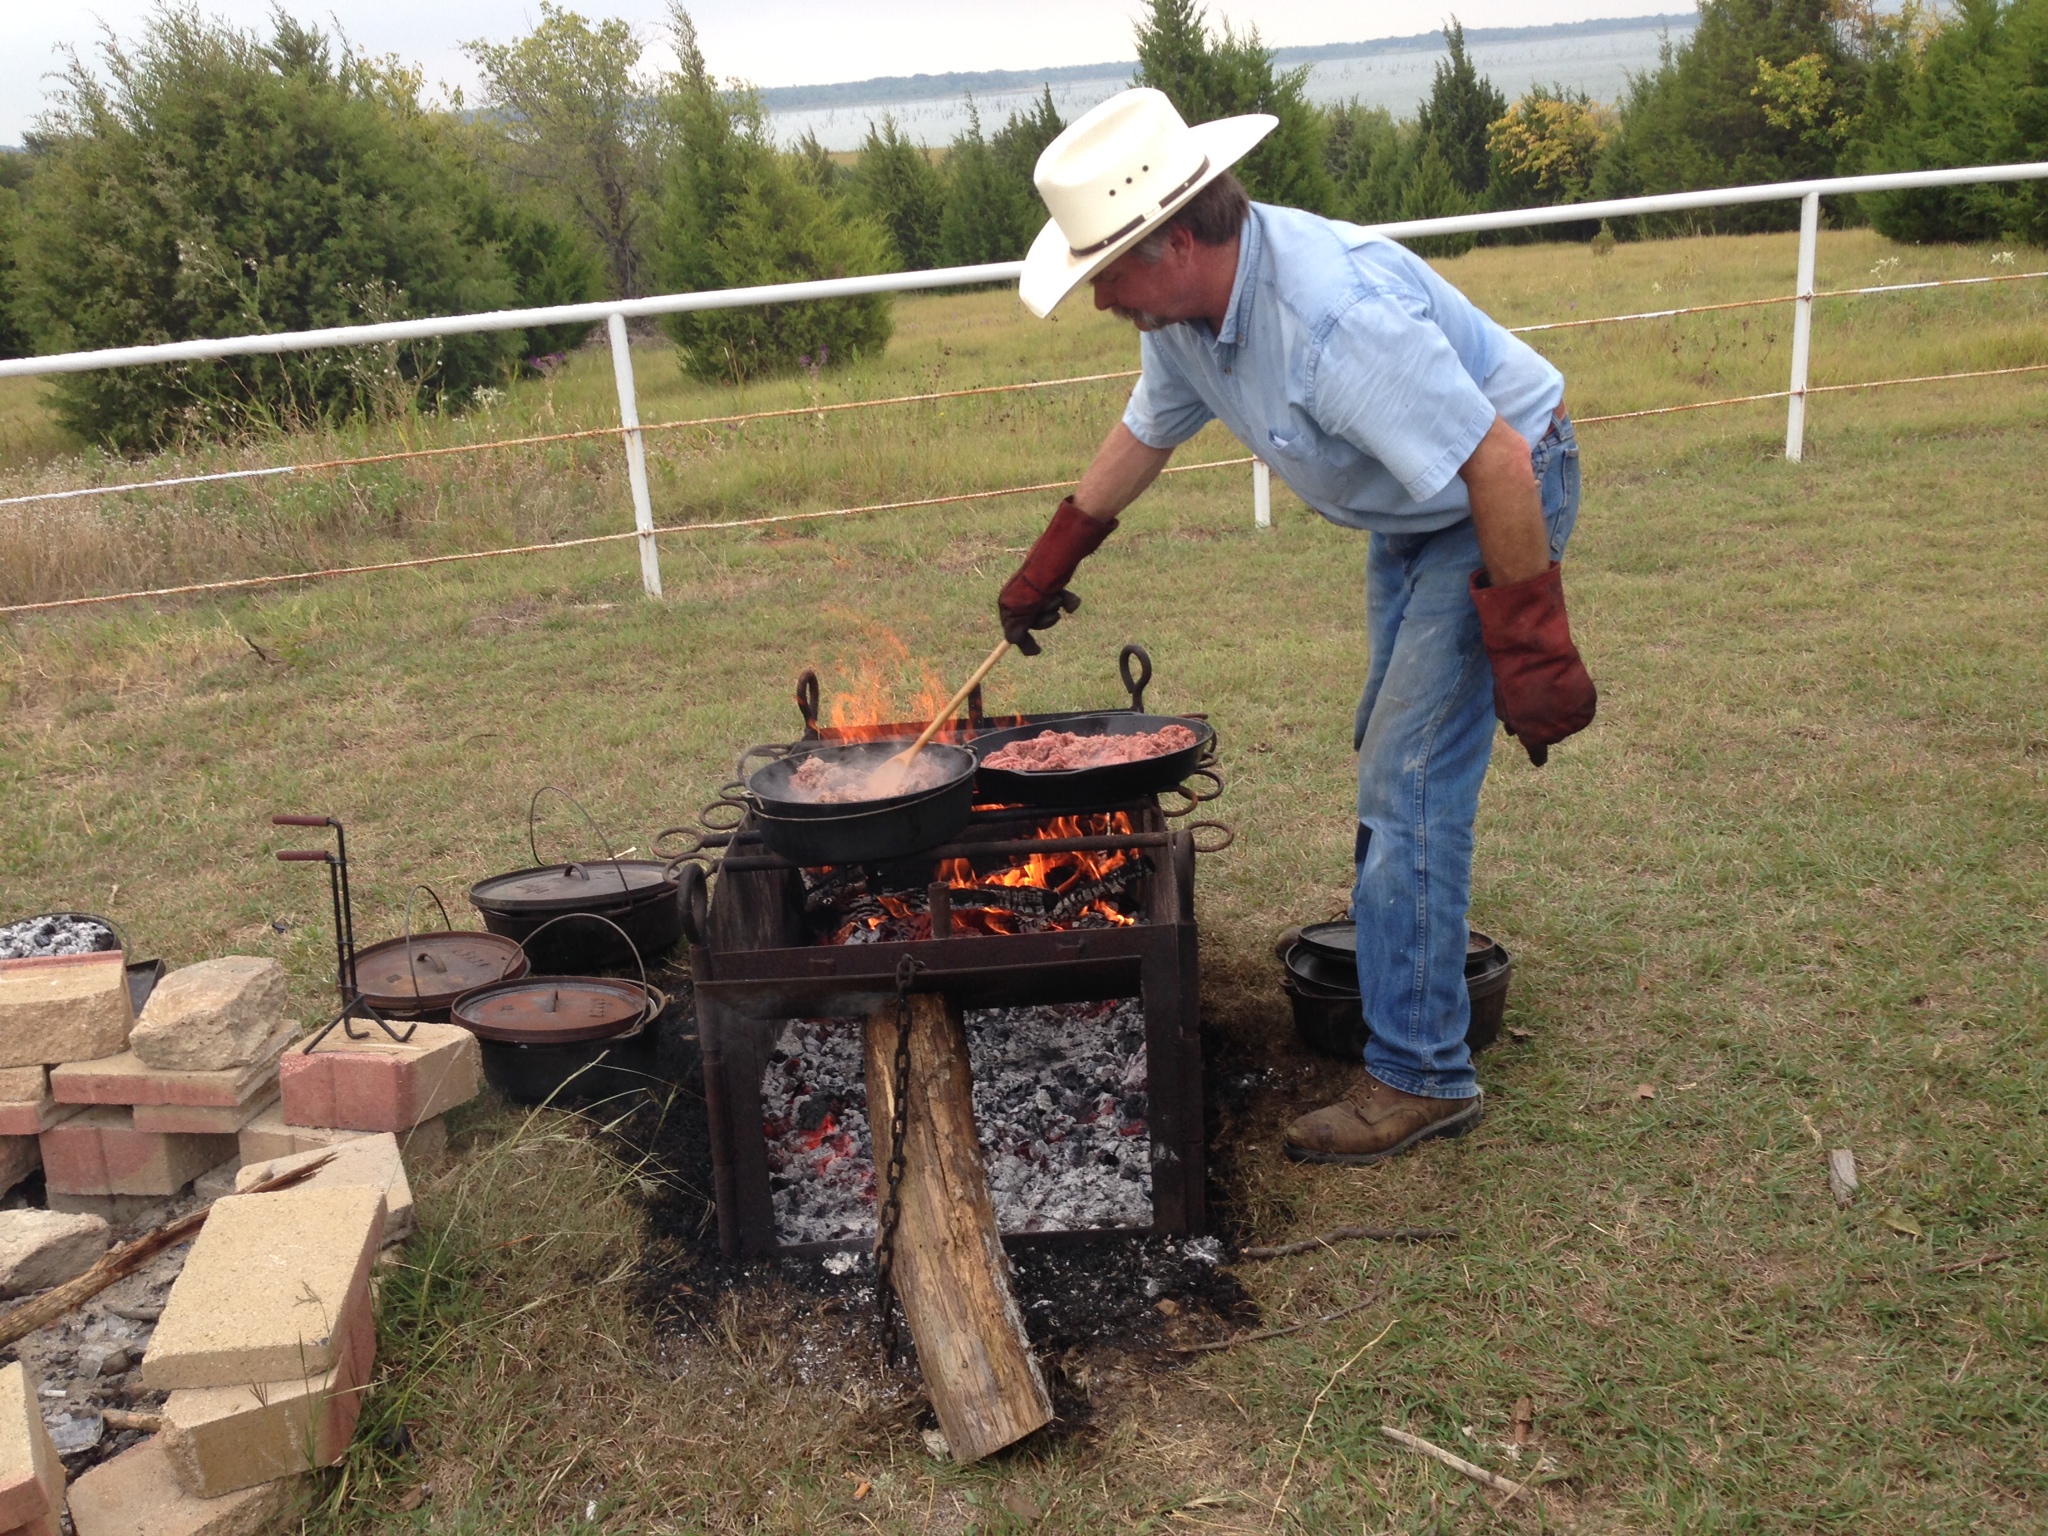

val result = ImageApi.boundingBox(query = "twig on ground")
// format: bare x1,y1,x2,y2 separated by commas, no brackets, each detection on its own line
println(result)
1168,1297,1380,1354
1240,1226,1458,1259
0,1154,334,1348
1929,1251,2012,1275
101,1408,163,1433
1266,1318,1396,1529
1379,1425,1532,1500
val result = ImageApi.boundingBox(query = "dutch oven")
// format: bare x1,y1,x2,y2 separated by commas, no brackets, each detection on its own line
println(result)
1280,925,1513,1058
742,739,979,866
468,859,684,970
350,931,530,1021
449,972,663,1107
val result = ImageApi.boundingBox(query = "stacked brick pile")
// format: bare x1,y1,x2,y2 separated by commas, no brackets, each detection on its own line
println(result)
0,1362,66,1536
251,1020,482,1169
66,1180,390,1534
24,958,296,1202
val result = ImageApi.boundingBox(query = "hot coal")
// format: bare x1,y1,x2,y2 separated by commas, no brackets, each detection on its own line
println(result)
807,861,1147,945
762,998,1151,1244
0,914,120,960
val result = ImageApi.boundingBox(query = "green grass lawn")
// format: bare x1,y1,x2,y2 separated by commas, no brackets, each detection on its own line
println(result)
1,227,2043,1533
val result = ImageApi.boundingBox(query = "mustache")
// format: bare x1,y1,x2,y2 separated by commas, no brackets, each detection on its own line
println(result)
1109,305,1172,332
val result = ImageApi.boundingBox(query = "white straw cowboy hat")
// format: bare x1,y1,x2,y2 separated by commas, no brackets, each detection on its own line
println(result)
1020,88,1276,318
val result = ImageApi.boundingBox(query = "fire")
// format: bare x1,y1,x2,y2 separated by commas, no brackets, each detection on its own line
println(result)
936,812,1141,927
820,624,955,741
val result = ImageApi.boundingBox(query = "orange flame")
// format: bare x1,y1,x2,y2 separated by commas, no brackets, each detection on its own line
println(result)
821,624,954,741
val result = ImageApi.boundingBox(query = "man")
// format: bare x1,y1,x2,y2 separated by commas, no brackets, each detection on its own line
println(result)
996,89,1597,1165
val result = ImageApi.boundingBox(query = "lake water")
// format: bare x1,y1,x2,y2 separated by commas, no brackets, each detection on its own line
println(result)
768,23,1695,152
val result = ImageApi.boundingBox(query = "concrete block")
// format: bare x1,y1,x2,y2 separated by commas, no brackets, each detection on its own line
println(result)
142,1184,384,1390
51,1028,292,1109
0,1508,61,1536
0,953,132,1070
0,1140,36,1199
235,1131,413,1241
67,1437,288,1536
0,1098,82,1136
235,1104,444,1166
0,1069,46,1103
132,1090,278,1136
39,1108,236,1198
0,1363,64,1533
279,1022,479,1133
130,959,287,1073
0,1209,110,1296
160,1294,374,1496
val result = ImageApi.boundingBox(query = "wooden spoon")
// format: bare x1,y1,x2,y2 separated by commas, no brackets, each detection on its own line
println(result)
866,638,1011,798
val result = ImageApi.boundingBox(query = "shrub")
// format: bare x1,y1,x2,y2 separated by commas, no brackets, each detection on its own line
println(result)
653,12,892,385
1416,21,1507,200
0,184,28,360
852,117,947,270
465,191,605,357
13,8,521,452
1862,0,2048,243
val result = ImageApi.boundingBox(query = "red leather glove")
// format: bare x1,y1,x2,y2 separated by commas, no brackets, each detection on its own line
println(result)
1470,561,1597,767
997,497,1118,655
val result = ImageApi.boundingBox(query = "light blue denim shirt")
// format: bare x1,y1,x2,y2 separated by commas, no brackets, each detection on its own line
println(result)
1122,203,1565,535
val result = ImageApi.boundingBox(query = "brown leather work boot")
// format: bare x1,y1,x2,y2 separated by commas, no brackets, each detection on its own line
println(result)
1283,1074,1483,1166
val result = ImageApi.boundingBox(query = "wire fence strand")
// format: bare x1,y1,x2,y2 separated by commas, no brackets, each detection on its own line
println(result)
0,455,1253,617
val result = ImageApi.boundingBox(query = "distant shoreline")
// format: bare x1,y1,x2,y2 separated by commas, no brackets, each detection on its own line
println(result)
756,13,1697,112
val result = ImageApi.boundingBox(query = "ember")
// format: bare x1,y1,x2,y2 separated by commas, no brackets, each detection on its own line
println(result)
982,724,1197,773
762,999,1151,1244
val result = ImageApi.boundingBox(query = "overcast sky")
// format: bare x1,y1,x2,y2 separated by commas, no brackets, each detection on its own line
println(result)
3,2,1680,143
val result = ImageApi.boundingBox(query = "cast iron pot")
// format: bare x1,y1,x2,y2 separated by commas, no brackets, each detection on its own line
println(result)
351,931,530,1021
449,967,663,1107
1283,931,1514,1059
743,739,979,865
474,1021,660,1107
469,861,685,970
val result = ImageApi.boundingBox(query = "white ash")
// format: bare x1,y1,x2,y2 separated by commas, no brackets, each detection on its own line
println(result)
0,914,120,960
763,998,1152,1245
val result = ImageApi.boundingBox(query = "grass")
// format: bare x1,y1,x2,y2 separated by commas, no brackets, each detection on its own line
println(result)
1,224,2044,1533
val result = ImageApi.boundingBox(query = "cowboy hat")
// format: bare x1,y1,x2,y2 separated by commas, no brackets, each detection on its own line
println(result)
1020,88,1276,318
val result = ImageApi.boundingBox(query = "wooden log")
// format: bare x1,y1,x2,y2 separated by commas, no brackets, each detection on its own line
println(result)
864,992,1051,1463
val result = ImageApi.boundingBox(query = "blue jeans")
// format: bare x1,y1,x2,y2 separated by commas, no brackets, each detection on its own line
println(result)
1350,416,1580,1098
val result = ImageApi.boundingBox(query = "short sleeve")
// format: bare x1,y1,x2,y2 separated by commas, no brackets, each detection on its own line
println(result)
1306,285,1499,503
1121,331,1215,449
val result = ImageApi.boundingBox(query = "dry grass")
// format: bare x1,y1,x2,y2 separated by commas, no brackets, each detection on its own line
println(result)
1,225,2044,1533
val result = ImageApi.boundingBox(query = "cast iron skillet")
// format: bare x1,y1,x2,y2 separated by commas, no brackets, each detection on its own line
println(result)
743,739,979,865
969,711,1216,807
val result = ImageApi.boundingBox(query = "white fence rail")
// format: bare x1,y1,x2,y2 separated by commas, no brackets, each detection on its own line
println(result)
3,161,2045,601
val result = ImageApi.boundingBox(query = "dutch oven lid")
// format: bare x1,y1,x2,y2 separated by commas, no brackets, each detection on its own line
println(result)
353,932,527,1004
1297,921,1499,964
451,975,652,1044
469,860,675,914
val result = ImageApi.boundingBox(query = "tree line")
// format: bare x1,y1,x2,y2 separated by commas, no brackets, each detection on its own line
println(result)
2,0,2043,451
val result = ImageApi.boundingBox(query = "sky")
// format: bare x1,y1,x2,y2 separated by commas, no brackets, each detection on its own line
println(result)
1,0,1682,144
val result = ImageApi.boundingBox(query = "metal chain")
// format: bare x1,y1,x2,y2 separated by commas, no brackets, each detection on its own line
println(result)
873,955,921,1364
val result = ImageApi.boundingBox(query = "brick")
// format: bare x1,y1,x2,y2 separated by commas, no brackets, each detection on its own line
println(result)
0,953,132,1070
0,1098,82,1136
141,1184,384,1390
51,1028,292,1108
235,1132,413,1241
0,1210,109,1297
67,1437,288,1536
132,1089,279,1135
236,1105,444,1166
39,1108,237,1197
130,958,288,1073
0,1069,46,1102
0,1363,64,1532
0,1140,36,1199
161,1292,374,1496
279,1021,479,1133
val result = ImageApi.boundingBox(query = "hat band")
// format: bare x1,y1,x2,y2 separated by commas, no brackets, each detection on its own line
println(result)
1067,156,1213,258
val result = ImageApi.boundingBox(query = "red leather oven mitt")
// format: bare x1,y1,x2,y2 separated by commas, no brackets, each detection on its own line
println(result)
997,497,1119,655
1470,561,1598,766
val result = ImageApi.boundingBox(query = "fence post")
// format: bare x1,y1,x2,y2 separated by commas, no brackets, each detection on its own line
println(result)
1252,459,1272,529
1784,191,1821,463
606,312,663,598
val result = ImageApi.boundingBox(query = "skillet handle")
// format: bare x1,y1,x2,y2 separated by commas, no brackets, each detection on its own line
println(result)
1119,644,1152,713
